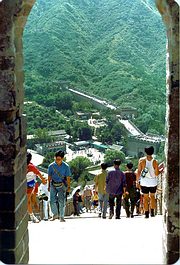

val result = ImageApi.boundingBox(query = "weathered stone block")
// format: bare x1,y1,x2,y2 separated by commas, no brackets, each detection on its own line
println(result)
0,213,28,249
15,67,24,84
0,145,14,162
0,56,15,70
13,148,27,173
14,26,23,40
0,15,13,34
0,166,26,192
15,70,25,107
0,250,16,264
166,251,179,265
0,175,14,191
0,229,29,264
15,53,23,71
0,143,26,176
14,36,23,53
0,119,20,145
0,90,15,111
167,234,179,253
15,228,29,264
0,76,14,93
0,71,16,111
0,34,14,55
20,114,27,147
15,16,28,28
0,141,20,160
0,194,27,229
19,246,29,264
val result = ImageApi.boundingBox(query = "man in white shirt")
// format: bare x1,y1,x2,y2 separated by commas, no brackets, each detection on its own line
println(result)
137,146,163,218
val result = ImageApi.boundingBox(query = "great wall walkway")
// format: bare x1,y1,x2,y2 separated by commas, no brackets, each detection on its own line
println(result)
28,211,164,264
67,87,165,145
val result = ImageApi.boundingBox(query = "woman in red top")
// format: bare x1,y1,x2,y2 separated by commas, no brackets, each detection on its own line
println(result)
27,152,46,223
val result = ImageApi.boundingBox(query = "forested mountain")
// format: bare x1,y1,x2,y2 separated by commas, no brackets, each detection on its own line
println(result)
23,0,166,134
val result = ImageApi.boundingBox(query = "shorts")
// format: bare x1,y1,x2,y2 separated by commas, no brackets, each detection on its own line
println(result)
34,182,39,194
27,186,34,194
93,200,98,206
141,186,157,194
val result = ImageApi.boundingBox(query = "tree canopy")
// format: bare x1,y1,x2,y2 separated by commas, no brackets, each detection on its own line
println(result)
68,156,92,181
104,149,126,166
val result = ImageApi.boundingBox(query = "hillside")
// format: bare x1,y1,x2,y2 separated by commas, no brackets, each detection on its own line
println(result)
23,0,166,134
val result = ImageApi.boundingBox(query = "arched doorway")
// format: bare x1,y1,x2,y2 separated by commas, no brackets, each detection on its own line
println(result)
0,0,179,263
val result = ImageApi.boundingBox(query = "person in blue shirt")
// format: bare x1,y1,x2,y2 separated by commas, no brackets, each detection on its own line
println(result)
106,159,126,219
48,150,71,222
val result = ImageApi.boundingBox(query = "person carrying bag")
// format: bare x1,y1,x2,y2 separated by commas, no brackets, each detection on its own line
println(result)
48,150,71,222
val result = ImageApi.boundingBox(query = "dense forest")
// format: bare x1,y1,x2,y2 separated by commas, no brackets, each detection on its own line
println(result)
23,0,166,135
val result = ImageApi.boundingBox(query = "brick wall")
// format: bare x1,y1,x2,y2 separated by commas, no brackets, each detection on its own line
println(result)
0,1,35,264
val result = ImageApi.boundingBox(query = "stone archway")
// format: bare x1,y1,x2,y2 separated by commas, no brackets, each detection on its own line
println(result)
0,0,179,264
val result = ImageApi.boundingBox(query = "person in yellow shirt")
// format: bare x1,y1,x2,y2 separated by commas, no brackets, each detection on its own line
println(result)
94,163,108,219
92,190,99,213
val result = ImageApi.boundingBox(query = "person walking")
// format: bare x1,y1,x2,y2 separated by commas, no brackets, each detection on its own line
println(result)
123,162,137,218
137,146,163,218
38,178,52,221
48,150,71,222
31,180,41,221
83,186,92,212
73,189,80,216
94,163,108,219
106,159,126,219
27,152,47,223
92,190,99,213
78,192,84,213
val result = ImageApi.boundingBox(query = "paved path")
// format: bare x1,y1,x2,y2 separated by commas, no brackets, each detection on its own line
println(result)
119,119,141,136
28,212,164,264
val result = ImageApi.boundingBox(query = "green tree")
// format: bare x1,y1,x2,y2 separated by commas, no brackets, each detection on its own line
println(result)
97,127,113,144
78,126,92,140
69,156,92,181
104,149,125,166
42,152,67,169
34,128,53,143
55,92,73,110
135,113,154,134
41,152,55,168
156,142,165,162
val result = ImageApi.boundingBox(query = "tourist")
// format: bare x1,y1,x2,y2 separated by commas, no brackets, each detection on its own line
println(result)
92,190,99,213
123,162,137,218
31,179,41,221
137,146,163,218
134,187,141,215
83,185,92,212
94,163,108,219
73,189,80,216
48,150,71,222
27,152,46,223
38,178,52,221
106,159,126,219
78,192,84,213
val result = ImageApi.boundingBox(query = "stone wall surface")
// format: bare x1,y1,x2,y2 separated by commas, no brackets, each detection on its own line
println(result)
155,0,179,264
127,137,160,157
0,0,179,264
0,0,35,264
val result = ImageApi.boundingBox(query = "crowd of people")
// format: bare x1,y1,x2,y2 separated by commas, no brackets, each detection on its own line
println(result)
26,146,164,223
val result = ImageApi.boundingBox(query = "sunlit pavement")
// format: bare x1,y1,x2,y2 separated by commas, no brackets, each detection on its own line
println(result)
28,210,164,264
